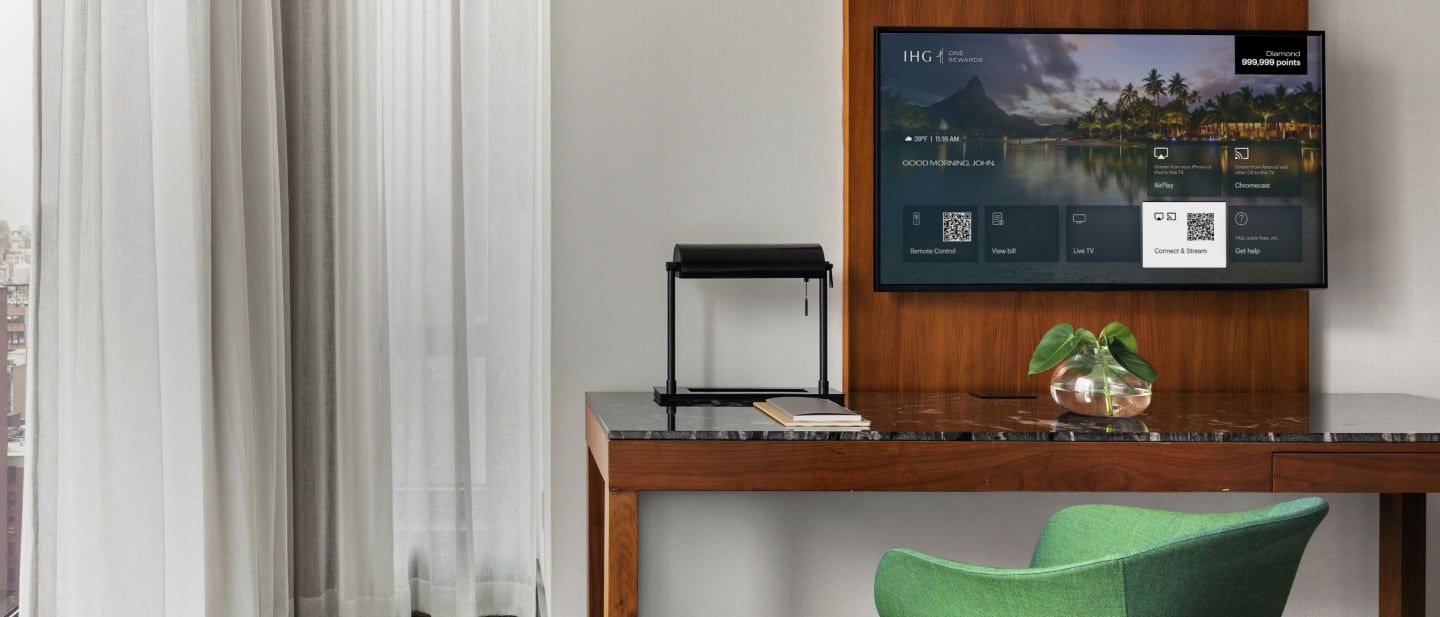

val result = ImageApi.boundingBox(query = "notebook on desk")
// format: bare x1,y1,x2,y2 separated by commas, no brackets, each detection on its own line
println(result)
754,397,870,429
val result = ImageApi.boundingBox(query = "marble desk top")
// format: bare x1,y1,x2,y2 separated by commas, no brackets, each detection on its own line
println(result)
586,391,1440,442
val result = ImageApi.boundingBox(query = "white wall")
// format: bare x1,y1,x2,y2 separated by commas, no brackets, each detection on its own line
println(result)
1309,0,1440,398
552,1,1440,615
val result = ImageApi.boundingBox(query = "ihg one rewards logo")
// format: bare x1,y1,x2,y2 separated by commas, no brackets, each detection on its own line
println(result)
902,48,984,64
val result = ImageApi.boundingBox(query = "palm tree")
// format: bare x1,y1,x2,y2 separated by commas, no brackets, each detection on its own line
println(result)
1119,83,1140,110
1130,99,1158,138
1253,93,1281,139
1237,85,1257,105
1142,68,1166,106
1090,98,1112,136
1166,73,1190,108
1270,85,1294,138
1237,86,1259,134
1296,81,1322,138
1091,97,1111,117
1077,111,1098,138
1106,113,1131,141
1113,84,1140,141
1202,91,1243,139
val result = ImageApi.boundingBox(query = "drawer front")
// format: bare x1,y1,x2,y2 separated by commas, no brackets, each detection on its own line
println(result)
1273,453,1440,492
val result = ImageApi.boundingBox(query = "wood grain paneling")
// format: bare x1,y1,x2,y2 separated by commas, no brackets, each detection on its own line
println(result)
587,403,611,481
586,406,1440,495
604,488,639,617
603,440,1275,492
1274,453,1440,493
842,0,1311,393
1380,493,1426,617
587,453,605,617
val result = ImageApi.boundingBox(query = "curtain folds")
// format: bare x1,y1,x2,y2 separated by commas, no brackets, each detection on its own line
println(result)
381,1,544,615
27,0,292,614
28,0,547,615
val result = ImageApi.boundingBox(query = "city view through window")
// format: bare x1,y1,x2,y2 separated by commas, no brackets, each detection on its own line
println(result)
0,0,34,612
0,227,27,611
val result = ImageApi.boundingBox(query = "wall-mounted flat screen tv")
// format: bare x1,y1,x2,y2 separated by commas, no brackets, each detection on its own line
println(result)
874,28,1325,290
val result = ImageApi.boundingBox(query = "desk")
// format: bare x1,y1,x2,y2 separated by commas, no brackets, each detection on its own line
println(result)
585,392,1440,617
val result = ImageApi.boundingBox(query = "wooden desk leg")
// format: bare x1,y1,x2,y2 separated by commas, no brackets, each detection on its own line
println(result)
1380,493,1425,617
605,489,639,616
589,450,639,617
588,453,604,617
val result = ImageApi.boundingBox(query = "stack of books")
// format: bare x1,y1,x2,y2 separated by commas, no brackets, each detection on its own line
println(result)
754,397,870,431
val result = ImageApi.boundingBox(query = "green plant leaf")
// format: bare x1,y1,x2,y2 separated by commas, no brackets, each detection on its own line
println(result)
1077,328,1099,347
1109,340,1158,383
1028,323,1081,375
1098,322,1139,352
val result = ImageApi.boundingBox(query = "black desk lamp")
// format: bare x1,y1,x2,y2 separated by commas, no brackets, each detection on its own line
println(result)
655,243,843,406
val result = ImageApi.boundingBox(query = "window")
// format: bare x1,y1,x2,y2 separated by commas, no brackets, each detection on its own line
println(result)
0,0,34,611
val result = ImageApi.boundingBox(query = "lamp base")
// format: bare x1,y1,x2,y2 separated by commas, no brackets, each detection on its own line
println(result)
653,386,844,407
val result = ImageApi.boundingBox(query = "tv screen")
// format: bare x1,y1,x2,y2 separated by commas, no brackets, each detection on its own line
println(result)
874,28,1326,290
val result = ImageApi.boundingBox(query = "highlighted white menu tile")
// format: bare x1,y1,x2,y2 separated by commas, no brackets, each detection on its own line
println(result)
1142,202,1227,268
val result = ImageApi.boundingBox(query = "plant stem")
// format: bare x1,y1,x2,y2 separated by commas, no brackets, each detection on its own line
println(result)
1099,348,1115,416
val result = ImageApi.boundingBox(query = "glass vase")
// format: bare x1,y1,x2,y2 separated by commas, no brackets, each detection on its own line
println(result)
1048,345,1153,417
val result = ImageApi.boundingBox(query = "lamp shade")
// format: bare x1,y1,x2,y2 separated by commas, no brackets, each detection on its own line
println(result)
670,244,830,279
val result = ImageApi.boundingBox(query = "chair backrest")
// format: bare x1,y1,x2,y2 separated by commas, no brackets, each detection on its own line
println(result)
1031,498,1329,617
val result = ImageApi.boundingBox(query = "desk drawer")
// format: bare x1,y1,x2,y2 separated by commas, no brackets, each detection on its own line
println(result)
1273,453,1440,492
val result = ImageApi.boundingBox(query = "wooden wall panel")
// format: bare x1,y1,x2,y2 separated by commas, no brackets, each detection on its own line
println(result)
843,0,1311,393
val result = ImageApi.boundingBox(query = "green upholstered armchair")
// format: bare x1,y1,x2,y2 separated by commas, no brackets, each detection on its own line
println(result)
874,498,1329,617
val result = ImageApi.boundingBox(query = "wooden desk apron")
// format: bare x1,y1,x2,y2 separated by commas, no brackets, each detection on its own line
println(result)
585,392,1440,617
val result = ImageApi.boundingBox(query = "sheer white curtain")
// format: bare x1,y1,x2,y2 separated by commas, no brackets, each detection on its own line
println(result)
380,0,546,615
27,0,291,615
29,0,547,615
293,1,546,616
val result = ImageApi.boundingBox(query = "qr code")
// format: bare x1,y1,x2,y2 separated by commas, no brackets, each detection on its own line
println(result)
941,211,972,243
1187,212,1215,241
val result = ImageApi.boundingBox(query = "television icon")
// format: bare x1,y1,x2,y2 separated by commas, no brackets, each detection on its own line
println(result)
1233,147,1250,160
1153,212,1164,221
1072,213,1087,224
1152,147,1169,160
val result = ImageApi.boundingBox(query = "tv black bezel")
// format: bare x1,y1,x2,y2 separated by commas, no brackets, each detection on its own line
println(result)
872,26,1328,292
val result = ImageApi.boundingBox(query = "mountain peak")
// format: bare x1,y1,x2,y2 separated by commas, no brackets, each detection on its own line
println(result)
924,75,1056,138
963,75,986,96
